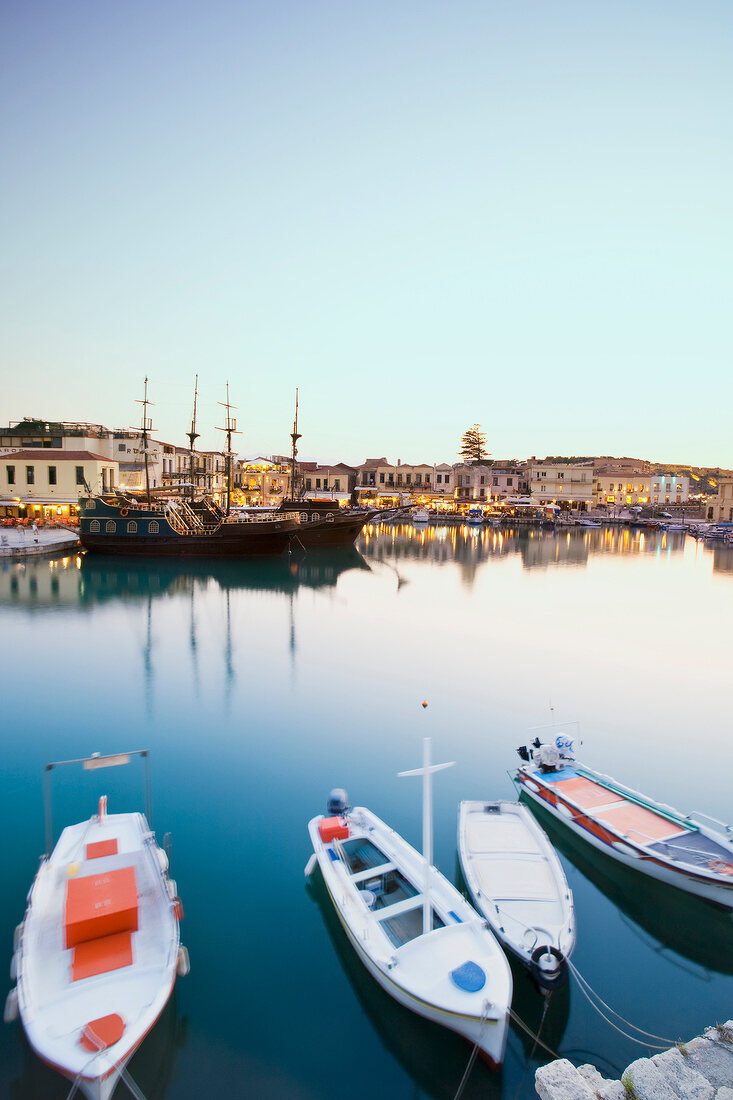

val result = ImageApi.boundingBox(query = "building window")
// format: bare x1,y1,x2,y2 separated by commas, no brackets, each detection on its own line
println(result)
89,519,100,532
558,472,564,479
48,466,57,485
379,473,385,484
507,477,513,486
148,520,159,534
305,479,312,490
6,465,14,485
493,477,498,486
406,473,411,484
26,465,35,485
397,474,403,485
316,478,321,489
127,520,138,533
118,443,126,452
388,473,394,483
445,476,450,485
437,474,442,484
105,520,116,533
416,473,422,484
334,479,340,491
76,466,85,486
480,476,485,485
323,479,328,489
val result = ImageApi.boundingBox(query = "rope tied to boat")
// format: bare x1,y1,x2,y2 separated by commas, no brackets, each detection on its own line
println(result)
566,957,681,1049
452,999,493,1100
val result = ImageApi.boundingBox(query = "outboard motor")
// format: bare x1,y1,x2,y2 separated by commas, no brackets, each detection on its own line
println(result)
516,745,531,762
327,788,350,816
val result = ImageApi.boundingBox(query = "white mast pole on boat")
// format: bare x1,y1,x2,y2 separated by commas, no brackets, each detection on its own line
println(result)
399,736,454,935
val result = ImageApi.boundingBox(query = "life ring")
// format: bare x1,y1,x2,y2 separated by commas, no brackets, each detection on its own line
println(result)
120,508,129,517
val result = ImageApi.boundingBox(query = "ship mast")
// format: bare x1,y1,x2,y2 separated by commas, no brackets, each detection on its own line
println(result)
187,376,200,504
289,388,302,501
133,377,154,506
216,382,241,516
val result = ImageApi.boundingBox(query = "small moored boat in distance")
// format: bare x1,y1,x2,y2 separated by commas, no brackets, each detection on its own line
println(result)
306,739,512,1068
6,751,188,1100
515,733,733,909
458,800,575,989
412,508,430,525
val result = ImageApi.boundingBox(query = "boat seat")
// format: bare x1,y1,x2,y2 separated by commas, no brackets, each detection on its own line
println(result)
85,839,119,860
79,1012,125,1051
72,931,133,982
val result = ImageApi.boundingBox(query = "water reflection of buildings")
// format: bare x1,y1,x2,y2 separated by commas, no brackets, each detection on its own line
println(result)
359,522,688,578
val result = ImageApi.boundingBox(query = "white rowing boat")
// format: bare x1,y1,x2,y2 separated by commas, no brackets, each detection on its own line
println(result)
5,751,188,1100
306,740,512,1068
516,734,733,909
458,800,575,988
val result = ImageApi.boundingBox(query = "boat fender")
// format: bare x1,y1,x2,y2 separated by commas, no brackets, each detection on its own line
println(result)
167,879,177,900
9,954,17,982
173,897,184,921
155,847,169,874
12,924,22,952
530,945,565,982
177,945,190,976
4,988,18,1024
120,508,129,517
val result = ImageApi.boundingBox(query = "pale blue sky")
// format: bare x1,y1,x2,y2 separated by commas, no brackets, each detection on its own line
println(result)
2,1,731,466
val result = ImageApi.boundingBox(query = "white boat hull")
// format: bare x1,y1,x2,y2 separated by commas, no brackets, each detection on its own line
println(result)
458,801,575,988
517,764,733,909
309,807,512,1068
14,807,182,1099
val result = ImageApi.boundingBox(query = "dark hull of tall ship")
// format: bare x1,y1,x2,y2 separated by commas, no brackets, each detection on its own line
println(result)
279,501,377,549
78,496,298,558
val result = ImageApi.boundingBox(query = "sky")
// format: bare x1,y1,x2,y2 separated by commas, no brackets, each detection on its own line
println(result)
1,1,731,468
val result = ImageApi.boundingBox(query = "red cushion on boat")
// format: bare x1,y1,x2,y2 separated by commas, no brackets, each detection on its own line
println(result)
64,866,138,948
79,1013,125,1051
72,931,133,981
85,839,119,860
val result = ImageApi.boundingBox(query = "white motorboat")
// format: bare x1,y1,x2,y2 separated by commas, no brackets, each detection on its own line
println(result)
515,734,733,909
6,751,188,1100
306,739,512,1068
458,800,575,988
412,508,430,525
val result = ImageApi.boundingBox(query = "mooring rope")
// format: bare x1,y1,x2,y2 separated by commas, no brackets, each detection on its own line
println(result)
567,958,678,1049
452,1000,492,1100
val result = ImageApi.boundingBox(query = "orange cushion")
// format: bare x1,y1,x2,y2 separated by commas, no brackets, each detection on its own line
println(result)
72,932,133,981
318,817,349,843
79,1013,125,1051
85,839,119,860
64,866,138,948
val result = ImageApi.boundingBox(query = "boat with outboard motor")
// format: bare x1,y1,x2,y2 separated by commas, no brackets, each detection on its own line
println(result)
5,751,188,1100
515,733,733,908
458,800,575,988
306,740,512,1068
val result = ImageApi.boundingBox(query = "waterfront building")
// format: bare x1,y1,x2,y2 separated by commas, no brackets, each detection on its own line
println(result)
235,455,292,506
453,463,493,502
0,450,119,522
529,461,594,511
594,467,690,510
299,461,358,503
708,478,733,523
355,459,454,505
488,467,528,503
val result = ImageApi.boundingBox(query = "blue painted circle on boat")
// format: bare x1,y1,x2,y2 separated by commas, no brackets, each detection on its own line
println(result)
450,960,486,992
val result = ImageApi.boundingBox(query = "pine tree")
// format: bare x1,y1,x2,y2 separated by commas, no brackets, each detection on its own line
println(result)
459,424,490,463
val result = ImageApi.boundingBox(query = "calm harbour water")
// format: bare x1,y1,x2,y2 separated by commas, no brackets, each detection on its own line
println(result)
1,522,732,1100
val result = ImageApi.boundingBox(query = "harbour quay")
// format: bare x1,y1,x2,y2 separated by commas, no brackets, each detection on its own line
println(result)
536,1020,733,1099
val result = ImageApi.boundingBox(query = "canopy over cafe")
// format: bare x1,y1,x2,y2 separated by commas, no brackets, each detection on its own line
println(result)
0,451,119,524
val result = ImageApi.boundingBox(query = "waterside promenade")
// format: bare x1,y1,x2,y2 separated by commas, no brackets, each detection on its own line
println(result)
536,1020,733,1099
0,524,80,558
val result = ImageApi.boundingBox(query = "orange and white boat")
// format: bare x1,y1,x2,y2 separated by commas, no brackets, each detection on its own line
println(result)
5,751,188,1100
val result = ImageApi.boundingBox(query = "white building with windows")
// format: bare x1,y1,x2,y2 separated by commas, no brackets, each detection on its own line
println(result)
529,462,594,511
594,469,690,510
0,450,119,521
708,479,733,523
